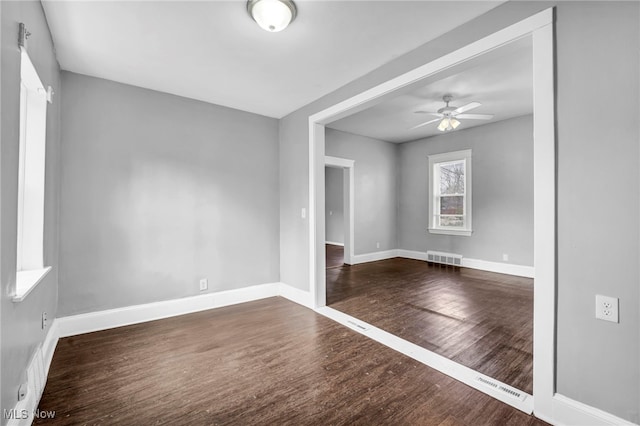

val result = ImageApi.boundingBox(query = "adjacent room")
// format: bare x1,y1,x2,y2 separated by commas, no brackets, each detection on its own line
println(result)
323,37,535,394
1,1,638,426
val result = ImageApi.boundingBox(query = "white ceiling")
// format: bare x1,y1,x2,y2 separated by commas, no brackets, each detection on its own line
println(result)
41,0,505,119
328,36,533,143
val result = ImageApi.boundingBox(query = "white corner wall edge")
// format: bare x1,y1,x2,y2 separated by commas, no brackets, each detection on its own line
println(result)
278,283,314,308
57,282,281,338
546,394,638,426
397,249,535,278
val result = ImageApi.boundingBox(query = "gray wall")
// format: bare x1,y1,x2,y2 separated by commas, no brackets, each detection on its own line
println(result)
398,115,533,266
1,1,61,419
554,2,639,421
59,72,279,316
324,167,344,245
326,129,397,255
279,1,639,421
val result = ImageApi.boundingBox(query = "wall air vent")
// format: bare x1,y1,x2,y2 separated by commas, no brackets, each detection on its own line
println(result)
475,376,526,401
426,250,462,267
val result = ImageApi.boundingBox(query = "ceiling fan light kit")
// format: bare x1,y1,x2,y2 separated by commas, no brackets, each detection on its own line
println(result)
411,94,494,132
437,117,460,132
247,0,297,32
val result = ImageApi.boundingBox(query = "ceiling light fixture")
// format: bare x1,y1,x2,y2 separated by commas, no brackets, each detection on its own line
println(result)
247,0,297,33
437,116,461,132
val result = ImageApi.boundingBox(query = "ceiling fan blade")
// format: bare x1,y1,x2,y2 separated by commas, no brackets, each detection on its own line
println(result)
410,118,441,130
454,102,482,114
455,113,494,120
414,111,442,116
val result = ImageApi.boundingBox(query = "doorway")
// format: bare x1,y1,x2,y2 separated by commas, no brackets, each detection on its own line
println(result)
308,9,555,416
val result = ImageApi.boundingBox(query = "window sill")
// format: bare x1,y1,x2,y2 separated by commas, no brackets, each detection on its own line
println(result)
428,228,473,237
13,266,52,302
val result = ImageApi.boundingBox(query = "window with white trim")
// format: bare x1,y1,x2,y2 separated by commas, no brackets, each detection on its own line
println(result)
14,47,51,302
428,149,472,236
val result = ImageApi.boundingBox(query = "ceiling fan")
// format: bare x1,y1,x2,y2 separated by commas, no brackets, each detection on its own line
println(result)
410,95,494,131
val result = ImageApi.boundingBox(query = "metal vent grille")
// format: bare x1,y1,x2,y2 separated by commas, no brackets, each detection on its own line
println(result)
347,320,368,331
475,376,525,401
426,251,462,267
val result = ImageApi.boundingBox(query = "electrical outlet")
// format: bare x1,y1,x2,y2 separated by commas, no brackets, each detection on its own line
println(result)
18,383,28,401
41,312,47,329
595,294,619,323
301,208,306,219
199,278,208,291
502,253,509,261
376,242,380,249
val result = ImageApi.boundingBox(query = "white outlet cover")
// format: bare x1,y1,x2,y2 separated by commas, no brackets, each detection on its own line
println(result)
199,278,208,291
595,294,619,323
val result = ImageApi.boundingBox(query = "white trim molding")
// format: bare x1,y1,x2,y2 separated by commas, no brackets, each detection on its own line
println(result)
325,156,354,169
549,394,638,426
395,249,535,278
5,321,59,426
324,155,355,266
53,283,314,339
462,258,534,279
42,320,59,378
57,283,280,337
13,266,52,302
350,249,398,265
325,241,344,247
278,283,314,309
428,149,473,236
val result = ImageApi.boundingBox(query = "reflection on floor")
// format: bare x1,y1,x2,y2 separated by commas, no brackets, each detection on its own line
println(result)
326,252,533,394
325,243,344,268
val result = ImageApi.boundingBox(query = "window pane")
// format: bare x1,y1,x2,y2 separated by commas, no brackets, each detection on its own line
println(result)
440,196,463,215
440,216,464,227
439,162,465,194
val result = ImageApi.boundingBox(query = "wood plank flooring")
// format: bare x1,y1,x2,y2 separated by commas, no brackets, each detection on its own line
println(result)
36,298,545,425
326,254,534,394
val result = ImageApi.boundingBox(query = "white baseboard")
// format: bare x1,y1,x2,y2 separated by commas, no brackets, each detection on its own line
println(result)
351,249,398,265
6,322,59,426
549,394,638,426
396,249,428,262
396,249,535,278
325,241,344,247
462,257,534,279
57,282,280,337
278,283,314,308
42,320,59,378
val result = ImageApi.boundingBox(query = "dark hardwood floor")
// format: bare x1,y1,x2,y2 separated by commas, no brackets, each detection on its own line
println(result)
326,255,534,394
326,243,344,268
37,297,545,425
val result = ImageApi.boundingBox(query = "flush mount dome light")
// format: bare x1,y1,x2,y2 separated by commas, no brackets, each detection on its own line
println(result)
247,0,297,32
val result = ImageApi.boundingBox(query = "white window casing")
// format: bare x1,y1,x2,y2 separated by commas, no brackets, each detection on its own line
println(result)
14,47,51,302
428,149,472,237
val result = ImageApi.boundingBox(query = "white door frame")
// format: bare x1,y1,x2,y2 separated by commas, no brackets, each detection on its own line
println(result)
308,8,555,420
325,156,355,271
